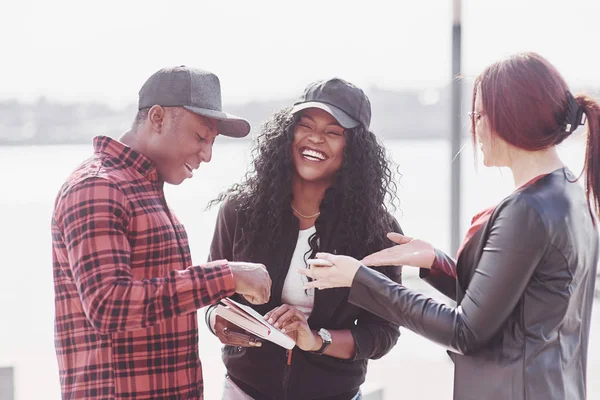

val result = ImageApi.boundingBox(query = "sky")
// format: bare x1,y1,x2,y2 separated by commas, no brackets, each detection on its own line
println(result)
1,0,599,106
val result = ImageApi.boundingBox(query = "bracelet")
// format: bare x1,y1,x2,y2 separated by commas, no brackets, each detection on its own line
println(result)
205,304,218,335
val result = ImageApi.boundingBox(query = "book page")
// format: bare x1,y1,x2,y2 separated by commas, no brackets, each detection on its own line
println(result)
216,305,269,337
220,298,295,349
222,298,276,330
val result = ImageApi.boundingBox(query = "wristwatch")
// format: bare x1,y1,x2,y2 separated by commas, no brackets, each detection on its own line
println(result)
312,328,332,355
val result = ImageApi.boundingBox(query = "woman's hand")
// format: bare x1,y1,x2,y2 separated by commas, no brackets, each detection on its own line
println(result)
264,305,319,351
298,253,362,290
361,232,435,269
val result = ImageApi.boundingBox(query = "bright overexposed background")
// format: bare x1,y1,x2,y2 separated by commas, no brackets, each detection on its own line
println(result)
1,1,599,399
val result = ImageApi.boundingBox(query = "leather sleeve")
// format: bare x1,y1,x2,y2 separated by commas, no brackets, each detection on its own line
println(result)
348,196,549,355
351,268,402,360
350,217,403,360
419,248,458,300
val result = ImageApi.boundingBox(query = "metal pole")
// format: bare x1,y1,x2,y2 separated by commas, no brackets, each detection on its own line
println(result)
450,0,462,255
0,367,14,400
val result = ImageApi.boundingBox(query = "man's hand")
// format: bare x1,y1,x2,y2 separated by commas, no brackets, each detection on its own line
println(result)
213,315,262,348
229,261,271,304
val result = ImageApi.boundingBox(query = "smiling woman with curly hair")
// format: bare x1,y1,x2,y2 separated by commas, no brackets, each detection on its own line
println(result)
206,78,404,400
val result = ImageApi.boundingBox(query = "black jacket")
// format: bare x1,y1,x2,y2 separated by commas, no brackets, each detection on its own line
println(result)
348,168,598,399
208,197,403,400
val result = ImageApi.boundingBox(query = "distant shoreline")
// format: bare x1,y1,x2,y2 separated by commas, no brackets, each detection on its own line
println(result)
0,134,472,147
4,85,596,147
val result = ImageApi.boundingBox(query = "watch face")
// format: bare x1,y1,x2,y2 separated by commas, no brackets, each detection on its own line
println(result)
319,328,332,342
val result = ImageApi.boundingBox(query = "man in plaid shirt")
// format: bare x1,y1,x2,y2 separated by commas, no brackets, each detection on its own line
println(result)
51,66,271,399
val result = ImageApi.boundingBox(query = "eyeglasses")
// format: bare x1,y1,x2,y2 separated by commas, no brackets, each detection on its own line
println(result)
468,111,485,122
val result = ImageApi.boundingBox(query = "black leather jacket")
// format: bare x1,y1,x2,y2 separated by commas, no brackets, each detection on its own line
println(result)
348,168,598,399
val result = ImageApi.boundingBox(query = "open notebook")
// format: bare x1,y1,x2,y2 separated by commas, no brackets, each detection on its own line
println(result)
214,298,296,350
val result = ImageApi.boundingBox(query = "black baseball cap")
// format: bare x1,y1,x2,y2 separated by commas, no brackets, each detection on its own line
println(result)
138,66,250,138
290,78,371,129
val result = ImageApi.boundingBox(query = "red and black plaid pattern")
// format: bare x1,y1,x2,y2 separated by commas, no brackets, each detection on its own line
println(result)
51,136,235,399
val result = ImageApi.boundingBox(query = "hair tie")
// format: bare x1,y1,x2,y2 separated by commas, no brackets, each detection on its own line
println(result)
564,91,586,133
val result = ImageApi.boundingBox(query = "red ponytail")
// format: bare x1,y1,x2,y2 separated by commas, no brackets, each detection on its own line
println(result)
577,95,600,218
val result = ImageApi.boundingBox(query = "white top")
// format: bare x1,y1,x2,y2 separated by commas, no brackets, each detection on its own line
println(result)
281,226,316,318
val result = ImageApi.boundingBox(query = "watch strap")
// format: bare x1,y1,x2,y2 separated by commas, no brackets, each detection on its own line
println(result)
312,329,332,355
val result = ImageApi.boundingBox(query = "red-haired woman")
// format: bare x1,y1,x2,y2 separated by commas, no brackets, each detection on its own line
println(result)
299,52,600,400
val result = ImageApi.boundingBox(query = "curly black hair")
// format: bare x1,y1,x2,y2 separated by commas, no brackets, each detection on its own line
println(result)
210,107,401,261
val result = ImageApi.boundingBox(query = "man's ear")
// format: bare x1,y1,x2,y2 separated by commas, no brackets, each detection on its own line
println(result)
147,105,165,133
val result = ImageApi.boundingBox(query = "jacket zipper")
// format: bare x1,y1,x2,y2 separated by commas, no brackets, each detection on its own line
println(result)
279,222,299,400
282,348,293,399
273,226,300,304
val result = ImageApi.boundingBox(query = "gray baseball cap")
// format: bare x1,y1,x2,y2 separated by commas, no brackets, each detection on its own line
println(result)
290,78,371,129
138,66,250,138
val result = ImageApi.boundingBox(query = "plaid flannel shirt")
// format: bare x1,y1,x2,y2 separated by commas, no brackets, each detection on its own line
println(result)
51,136,235,399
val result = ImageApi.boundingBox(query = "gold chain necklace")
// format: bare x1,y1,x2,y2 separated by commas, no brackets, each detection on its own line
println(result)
291,205,320,219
